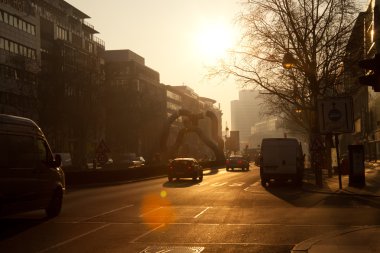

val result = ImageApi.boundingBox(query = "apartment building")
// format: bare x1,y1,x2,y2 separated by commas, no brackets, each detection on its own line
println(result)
1,0,106,167
0,1,39,119
104,49,166,161
231,90,263,149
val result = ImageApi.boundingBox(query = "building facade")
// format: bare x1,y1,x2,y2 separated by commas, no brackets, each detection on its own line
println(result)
104,49,167,162
231,89,263,149
0,0,40,120
342,0,380,160
35,0,106,167
0,0,106,167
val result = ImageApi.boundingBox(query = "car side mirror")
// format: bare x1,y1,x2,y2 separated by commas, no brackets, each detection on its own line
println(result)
53,154,62,167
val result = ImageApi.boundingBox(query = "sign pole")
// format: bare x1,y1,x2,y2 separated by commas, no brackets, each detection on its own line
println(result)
335,134,342,190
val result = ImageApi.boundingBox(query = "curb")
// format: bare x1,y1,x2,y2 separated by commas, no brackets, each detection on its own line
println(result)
291,226,376,253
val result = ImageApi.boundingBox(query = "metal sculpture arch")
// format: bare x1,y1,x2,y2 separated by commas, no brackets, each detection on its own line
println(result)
160,109,225,162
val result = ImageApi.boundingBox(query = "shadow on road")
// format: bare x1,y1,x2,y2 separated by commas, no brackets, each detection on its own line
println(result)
0,216,47,241
263,180,380,209
226,169,251,173
163,179,201,188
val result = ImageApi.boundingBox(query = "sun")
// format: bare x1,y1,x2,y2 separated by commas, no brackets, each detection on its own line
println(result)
195,21,236,63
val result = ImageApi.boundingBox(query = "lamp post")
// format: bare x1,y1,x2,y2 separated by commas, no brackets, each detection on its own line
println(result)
224,124,230,156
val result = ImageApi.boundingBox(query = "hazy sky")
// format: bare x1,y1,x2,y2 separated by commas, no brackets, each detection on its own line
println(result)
66,0,246,130
66,0,368,130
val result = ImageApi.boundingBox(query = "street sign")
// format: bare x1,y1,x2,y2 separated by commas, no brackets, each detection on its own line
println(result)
96,139,110,153
318,97,354,134
96,152,108,166
95,139,110,166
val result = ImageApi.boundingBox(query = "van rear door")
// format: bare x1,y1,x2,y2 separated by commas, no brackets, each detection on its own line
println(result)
262,139,298,175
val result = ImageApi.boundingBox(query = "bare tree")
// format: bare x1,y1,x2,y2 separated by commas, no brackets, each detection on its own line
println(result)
214,0,358,134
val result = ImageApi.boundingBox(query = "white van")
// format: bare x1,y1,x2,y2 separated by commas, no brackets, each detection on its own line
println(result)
0,114,65,217
259,138,304,186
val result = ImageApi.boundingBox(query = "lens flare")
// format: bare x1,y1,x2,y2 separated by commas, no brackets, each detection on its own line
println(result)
140,193,175,228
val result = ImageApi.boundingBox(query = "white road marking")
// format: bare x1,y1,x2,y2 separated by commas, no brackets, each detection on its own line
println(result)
38,224,110,253
211,182,227,187
193,207,211,219
130,223,165,243
229,182,245,187
139,206,163,217
78,204,134,222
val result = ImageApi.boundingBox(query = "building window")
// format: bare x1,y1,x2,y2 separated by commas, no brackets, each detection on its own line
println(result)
0,10,36,36
3,12,8,24
57,26,68,41
0,37,36,60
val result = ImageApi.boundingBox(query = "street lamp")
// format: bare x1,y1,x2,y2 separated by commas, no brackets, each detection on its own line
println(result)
282,52,297,69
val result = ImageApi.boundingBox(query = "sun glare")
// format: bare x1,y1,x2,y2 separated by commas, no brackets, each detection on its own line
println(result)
195,22,235,63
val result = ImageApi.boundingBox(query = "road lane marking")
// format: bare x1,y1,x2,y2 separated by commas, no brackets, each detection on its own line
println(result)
193,207,211,219
78,204,134,222
229,182,245,187
210,182,227,187
139,206,163,217
130,223,165,243
38,223,110,253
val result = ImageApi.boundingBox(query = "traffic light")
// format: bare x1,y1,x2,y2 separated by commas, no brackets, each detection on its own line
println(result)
358,53,380,92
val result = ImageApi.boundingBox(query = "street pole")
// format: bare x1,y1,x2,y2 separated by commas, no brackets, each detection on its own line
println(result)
375,0,380,54
335,134,343,190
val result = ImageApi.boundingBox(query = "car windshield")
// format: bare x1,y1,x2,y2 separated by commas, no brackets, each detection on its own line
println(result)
172,160,192,166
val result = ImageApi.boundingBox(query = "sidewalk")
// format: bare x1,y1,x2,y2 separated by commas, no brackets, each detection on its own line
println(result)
302,162,380,197
292,163,380,253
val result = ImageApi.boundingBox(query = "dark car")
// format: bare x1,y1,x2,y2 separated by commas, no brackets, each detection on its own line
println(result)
226,155,250,171
0,114,65,218
168,158,203,182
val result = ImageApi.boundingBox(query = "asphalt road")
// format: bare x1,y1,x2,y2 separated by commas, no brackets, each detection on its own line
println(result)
1,164,380,253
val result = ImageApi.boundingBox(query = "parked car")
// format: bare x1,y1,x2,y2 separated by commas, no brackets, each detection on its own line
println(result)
168,158,203,182
0,114,65,218
226,155,250,171
131,156,145,168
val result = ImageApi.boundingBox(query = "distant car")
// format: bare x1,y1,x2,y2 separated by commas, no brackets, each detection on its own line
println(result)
168,158,203,182
226,155,250,171
132,156,145,167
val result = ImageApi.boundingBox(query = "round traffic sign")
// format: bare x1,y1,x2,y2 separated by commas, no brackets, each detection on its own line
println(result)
328,108,342,121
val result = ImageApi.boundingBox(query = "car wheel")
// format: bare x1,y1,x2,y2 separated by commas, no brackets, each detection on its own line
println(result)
45,188,63,218
226,167,229,171
199,172,203,181
192,176,197,181
168,176,173,182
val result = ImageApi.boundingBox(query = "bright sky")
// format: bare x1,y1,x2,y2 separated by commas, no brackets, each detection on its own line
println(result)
66,0,245,130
